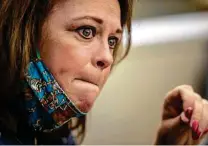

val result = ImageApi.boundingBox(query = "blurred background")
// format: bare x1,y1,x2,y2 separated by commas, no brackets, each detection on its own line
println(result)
83,0,208,144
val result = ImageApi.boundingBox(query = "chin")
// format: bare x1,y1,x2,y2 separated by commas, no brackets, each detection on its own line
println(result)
75,96,96,113
77,101,94,113
70,91,99,113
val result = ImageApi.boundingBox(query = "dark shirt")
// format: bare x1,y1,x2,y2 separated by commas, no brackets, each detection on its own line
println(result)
0,96,76,145
0,123,76,145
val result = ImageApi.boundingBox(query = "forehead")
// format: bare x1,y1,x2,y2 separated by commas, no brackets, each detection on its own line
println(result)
52,0,121,24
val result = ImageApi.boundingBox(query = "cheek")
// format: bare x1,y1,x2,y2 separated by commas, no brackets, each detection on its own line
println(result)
41,39,91,78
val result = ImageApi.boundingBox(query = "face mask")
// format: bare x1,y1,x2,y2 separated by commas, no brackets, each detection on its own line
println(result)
24,49,86,132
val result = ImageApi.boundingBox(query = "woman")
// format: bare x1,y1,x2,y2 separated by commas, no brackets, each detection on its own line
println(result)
0,0,208,145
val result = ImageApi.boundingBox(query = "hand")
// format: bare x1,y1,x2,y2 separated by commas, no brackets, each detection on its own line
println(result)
154,85,208,145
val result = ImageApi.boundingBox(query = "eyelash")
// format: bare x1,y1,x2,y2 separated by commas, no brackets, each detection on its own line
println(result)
75,25,119,49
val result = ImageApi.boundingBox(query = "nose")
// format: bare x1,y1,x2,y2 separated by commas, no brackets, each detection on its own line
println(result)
92,41,113,70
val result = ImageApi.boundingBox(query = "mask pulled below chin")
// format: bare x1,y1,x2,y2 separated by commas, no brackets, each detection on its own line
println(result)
24,55,87,132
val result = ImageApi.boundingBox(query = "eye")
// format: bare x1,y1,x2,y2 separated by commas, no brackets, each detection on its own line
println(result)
76,26,96,39
108,37,119,49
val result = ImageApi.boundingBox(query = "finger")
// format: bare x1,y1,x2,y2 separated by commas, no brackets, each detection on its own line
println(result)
164,85,196,113
181,107,193,123
190,98,203,140
165,85,194,99
181,112,189,123
164,114,192,144
199,100,208,136
163,109,193,133
159,115,188,136
182,85,194,91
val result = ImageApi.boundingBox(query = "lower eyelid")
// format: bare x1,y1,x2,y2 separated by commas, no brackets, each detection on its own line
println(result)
74,32,96,43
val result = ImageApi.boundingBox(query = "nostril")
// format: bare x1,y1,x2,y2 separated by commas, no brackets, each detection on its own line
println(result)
97,61,105,68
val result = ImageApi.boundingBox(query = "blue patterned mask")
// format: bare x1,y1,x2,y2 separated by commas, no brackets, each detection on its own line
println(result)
24,50,86,132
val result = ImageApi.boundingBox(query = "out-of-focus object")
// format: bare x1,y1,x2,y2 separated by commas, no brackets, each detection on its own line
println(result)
193,0,208,10
123,12,208,47
128,0,208,48
133,0,207,19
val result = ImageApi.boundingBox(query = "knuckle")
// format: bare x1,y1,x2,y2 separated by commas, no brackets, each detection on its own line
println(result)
178,84,193,91
193,93,202,100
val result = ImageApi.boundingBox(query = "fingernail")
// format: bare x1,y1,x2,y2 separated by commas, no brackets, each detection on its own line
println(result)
191,120,199,131
191,120,200,140
185,107,193,119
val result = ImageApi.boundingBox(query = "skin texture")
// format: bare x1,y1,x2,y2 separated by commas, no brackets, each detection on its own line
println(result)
39,0,122,113
38,0,208,144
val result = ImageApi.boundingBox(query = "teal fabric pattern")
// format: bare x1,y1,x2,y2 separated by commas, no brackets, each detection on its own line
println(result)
24,54,86,132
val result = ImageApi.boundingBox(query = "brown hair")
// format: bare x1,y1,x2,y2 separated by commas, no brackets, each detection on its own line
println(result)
0,0,133,144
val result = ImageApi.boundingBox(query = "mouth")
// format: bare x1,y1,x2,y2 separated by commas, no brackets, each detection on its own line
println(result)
75,78,98,86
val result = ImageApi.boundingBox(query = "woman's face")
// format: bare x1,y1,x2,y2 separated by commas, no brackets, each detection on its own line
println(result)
39,0,122,112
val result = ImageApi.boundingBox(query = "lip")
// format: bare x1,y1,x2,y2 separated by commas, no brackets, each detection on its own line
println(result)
75,78,98,86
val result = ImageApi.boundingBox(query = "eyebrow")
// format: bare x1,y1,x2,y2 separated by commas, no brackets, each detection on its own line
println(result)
72,16,123,34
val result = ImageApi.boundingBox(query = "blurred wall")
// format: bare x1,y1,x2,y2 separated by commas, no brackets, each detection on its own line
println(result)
133,0,199,19
83,40,208,144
